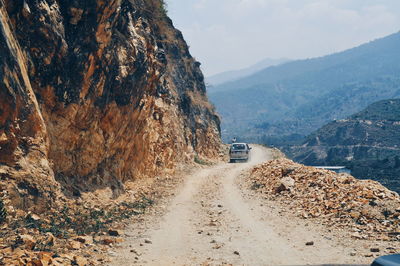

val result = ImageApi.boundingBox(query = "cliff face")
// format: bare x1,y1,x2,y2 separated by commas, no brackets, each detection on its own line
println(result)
286,99,400,193
0,0,220,211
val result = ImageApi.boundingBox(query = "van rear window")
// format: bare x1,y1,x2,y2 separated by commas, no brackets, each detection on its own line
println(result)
232,144,246,150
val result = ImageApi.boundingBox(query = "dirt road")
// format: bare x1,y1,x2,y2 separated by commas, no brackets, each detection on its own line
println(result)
111,146,369,265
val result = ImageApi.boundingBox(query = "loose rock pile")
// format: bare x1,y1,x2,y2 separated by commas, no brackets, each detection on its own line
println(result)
0,190,155,265
248,158,400,241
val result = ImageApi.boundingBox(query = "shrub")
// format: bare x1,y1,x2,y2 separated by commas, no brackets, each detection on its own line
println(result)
160,0,168,15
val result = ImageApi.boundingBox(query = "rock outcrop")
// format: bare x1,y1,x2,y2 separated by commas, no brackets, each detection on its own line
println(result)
285,99,400,193
0,0,220,211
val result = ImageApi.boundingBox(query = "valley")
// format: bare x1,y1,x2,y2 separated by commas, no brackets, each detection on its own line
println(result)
209,32,400,144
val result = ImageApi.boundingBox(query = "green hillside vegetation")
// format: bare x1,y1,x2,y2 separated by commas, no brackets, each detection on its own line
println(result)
209,32,400,143
285,99,400,193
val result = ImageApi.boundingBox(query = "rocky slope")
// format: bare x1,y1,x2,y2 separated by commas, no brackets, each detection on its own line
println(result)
0,0,220,212
286,99,400,193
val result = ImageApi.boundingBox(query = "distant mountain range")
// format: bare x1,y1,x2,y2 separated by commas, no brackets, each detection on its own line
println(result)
209,31,400,143
206,58,290,86
285,99,400,193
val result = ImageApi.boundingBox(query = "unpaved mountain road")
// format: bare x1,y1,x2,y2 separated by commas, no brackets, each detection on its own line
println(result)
110,146,370,265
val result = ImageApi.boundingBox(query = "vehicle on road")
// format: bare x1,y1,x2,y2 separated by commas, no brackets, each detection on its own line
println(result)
229,143,251,163
372,254,400,266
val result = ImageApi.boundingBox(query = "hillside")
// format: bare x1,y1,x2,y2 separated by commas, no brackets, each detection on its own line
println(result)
208,32,400,143
285,99,400,193
206,58,290,86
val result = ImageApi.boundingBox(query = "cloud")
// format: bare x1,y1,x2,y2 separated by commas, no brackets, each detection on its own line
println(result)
167,0,400,76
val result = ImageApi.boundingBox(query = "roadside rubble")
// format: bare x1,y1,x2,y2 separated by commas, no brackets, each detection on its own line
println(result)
247,158,400,241
0,156,224,265
0,196,151,265
0,171,180,265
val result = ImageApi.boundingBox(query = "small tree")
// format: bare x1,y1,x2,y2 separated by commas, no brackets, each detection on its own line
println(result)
160,0,168,15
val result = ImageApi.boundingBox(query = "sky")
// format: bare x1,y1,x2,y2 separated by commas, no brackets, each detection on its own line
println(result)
166,0,400,77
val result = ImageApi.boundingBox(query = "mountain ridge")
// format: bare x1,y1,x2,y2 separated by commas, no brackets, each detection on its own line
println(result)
209,31,400,143
207,58,290,86
285,99,400,193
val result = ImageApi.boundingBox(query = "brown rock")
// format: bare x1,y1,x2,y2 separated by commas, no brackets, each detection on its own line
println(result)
115,237,124,243
38,252,53,266
275,177,295,193
29,259,44,266
73,256,88,266
350,211,361,219
108,229,123,237
30,213,41,221
75,235,93,245
102,238,116,245
20,235,36,250
67,240,82,250
43,232,55,246
208,221,217,226
69,8,84,25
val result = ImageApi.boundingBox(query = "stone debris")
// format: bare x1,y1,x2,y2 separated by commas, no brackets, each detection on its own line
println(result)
247,158,400,241
68,240,83,250
370,247,380,252
75,236,94,245
73,255,88,266
108,229,123,237
0,192,155,265
19,235,37,250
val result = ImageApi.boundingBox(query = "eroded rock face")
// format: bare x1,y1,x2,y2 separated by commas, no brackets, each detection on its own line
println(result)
0,0,220,210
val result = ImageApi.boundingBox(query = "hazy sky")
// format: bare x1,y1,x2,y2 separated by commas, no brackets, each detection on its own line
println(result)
166,0,400,76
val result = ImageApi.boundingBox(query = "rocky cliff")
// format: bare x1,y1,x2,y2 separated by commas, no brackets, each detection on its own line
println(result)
0,0,220,212
286,99,400,193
